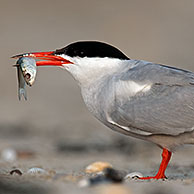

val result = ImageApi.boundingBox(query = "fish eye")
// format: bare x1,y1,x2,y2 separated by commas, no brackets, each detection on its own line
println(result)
25,73,31,80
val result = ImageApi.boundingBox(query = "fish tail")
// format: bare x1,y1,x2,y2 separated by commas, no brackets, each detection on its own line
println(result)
18,88,27,100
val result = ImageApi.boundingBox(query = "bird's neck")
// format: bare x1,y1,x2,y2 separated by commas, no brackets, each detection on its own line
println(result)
67,58,131,87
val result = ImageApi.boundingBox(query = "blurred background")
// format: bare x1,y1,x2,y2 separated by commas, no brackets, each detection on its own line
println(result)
2,0,194,142
1,0,194,193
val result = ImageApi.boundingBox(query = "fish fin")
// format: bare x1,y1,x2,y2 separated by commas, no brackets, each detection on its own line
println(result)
18,88,27,101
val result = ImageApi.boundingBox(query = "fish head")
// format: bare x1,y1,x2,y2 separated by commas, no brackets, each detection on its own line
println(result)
22,68,36,86
17,57,37,86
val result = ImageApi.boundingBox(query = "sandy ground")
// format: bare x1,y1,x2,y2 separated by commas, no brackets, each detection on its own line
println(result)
1,0,194,193
0,128,194,194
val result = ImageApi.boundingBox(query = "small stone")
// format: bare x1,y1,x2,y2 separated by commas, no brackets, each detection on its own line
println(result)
104,168,123,182
79,168,124,187
85,161,112,173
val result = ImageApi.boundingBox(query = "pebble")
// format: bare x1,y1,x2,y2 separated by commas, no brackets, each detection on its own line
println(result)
104,168,124,182
85,161,113,173
79,168,124,187
1,148,17,162
27,167,46,174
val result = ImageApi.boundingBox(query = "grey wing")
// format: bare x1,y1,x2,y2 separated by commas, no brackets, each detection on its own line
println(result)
107,60,194,136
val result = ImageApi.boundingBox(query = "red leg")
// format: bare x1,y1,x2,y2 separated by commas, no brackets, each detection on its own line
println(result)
139,148,172,180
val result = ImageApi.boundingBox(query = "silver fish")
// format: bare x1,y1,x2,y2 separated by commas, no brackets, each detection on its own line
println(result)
17,65,27,100
17,57,37,87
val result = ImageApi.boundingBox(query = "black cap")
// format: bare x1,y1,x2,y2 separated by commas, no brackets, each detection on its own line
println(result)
54,41,129,60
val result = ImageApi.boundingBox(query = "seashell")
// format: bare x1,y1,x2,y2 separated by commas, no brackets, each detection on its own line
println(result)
10,169,22,176
27,167,46,174
124,172,143,179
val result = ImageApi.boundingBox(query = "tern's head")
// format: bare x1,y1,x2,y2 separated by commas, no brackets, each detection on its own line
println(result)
12,41,130,85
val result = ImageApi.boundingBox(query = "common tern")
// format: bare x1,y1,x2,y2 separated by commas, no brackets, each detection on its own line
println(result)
12,41,194,179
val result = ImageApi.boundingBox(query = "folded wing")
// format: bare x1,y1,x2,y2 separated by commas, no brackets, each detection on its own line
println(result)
107,60,194,136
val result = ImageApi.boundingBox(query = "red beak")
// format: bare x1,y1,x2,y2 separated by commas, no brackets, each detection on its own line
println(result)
12,51,73,66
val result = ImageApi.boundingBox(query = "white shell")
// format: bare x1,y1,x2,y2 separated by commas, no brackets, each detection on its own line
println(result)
27,167,46,174
1,148,17,162
124,172,143,179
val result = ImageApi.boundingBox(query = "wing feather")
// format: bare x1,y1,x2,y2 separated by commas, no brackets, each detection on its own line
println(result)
107,60,194,136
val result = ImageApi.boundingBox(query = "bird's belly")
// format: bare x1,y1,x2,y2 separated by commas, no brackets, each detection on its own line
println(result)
81,87,151,139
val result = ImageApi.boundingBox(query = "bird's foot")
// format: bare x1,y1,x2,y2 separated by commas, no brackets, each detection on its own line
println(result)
139,174,167,180
138,148,171,180
125,172,167,180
